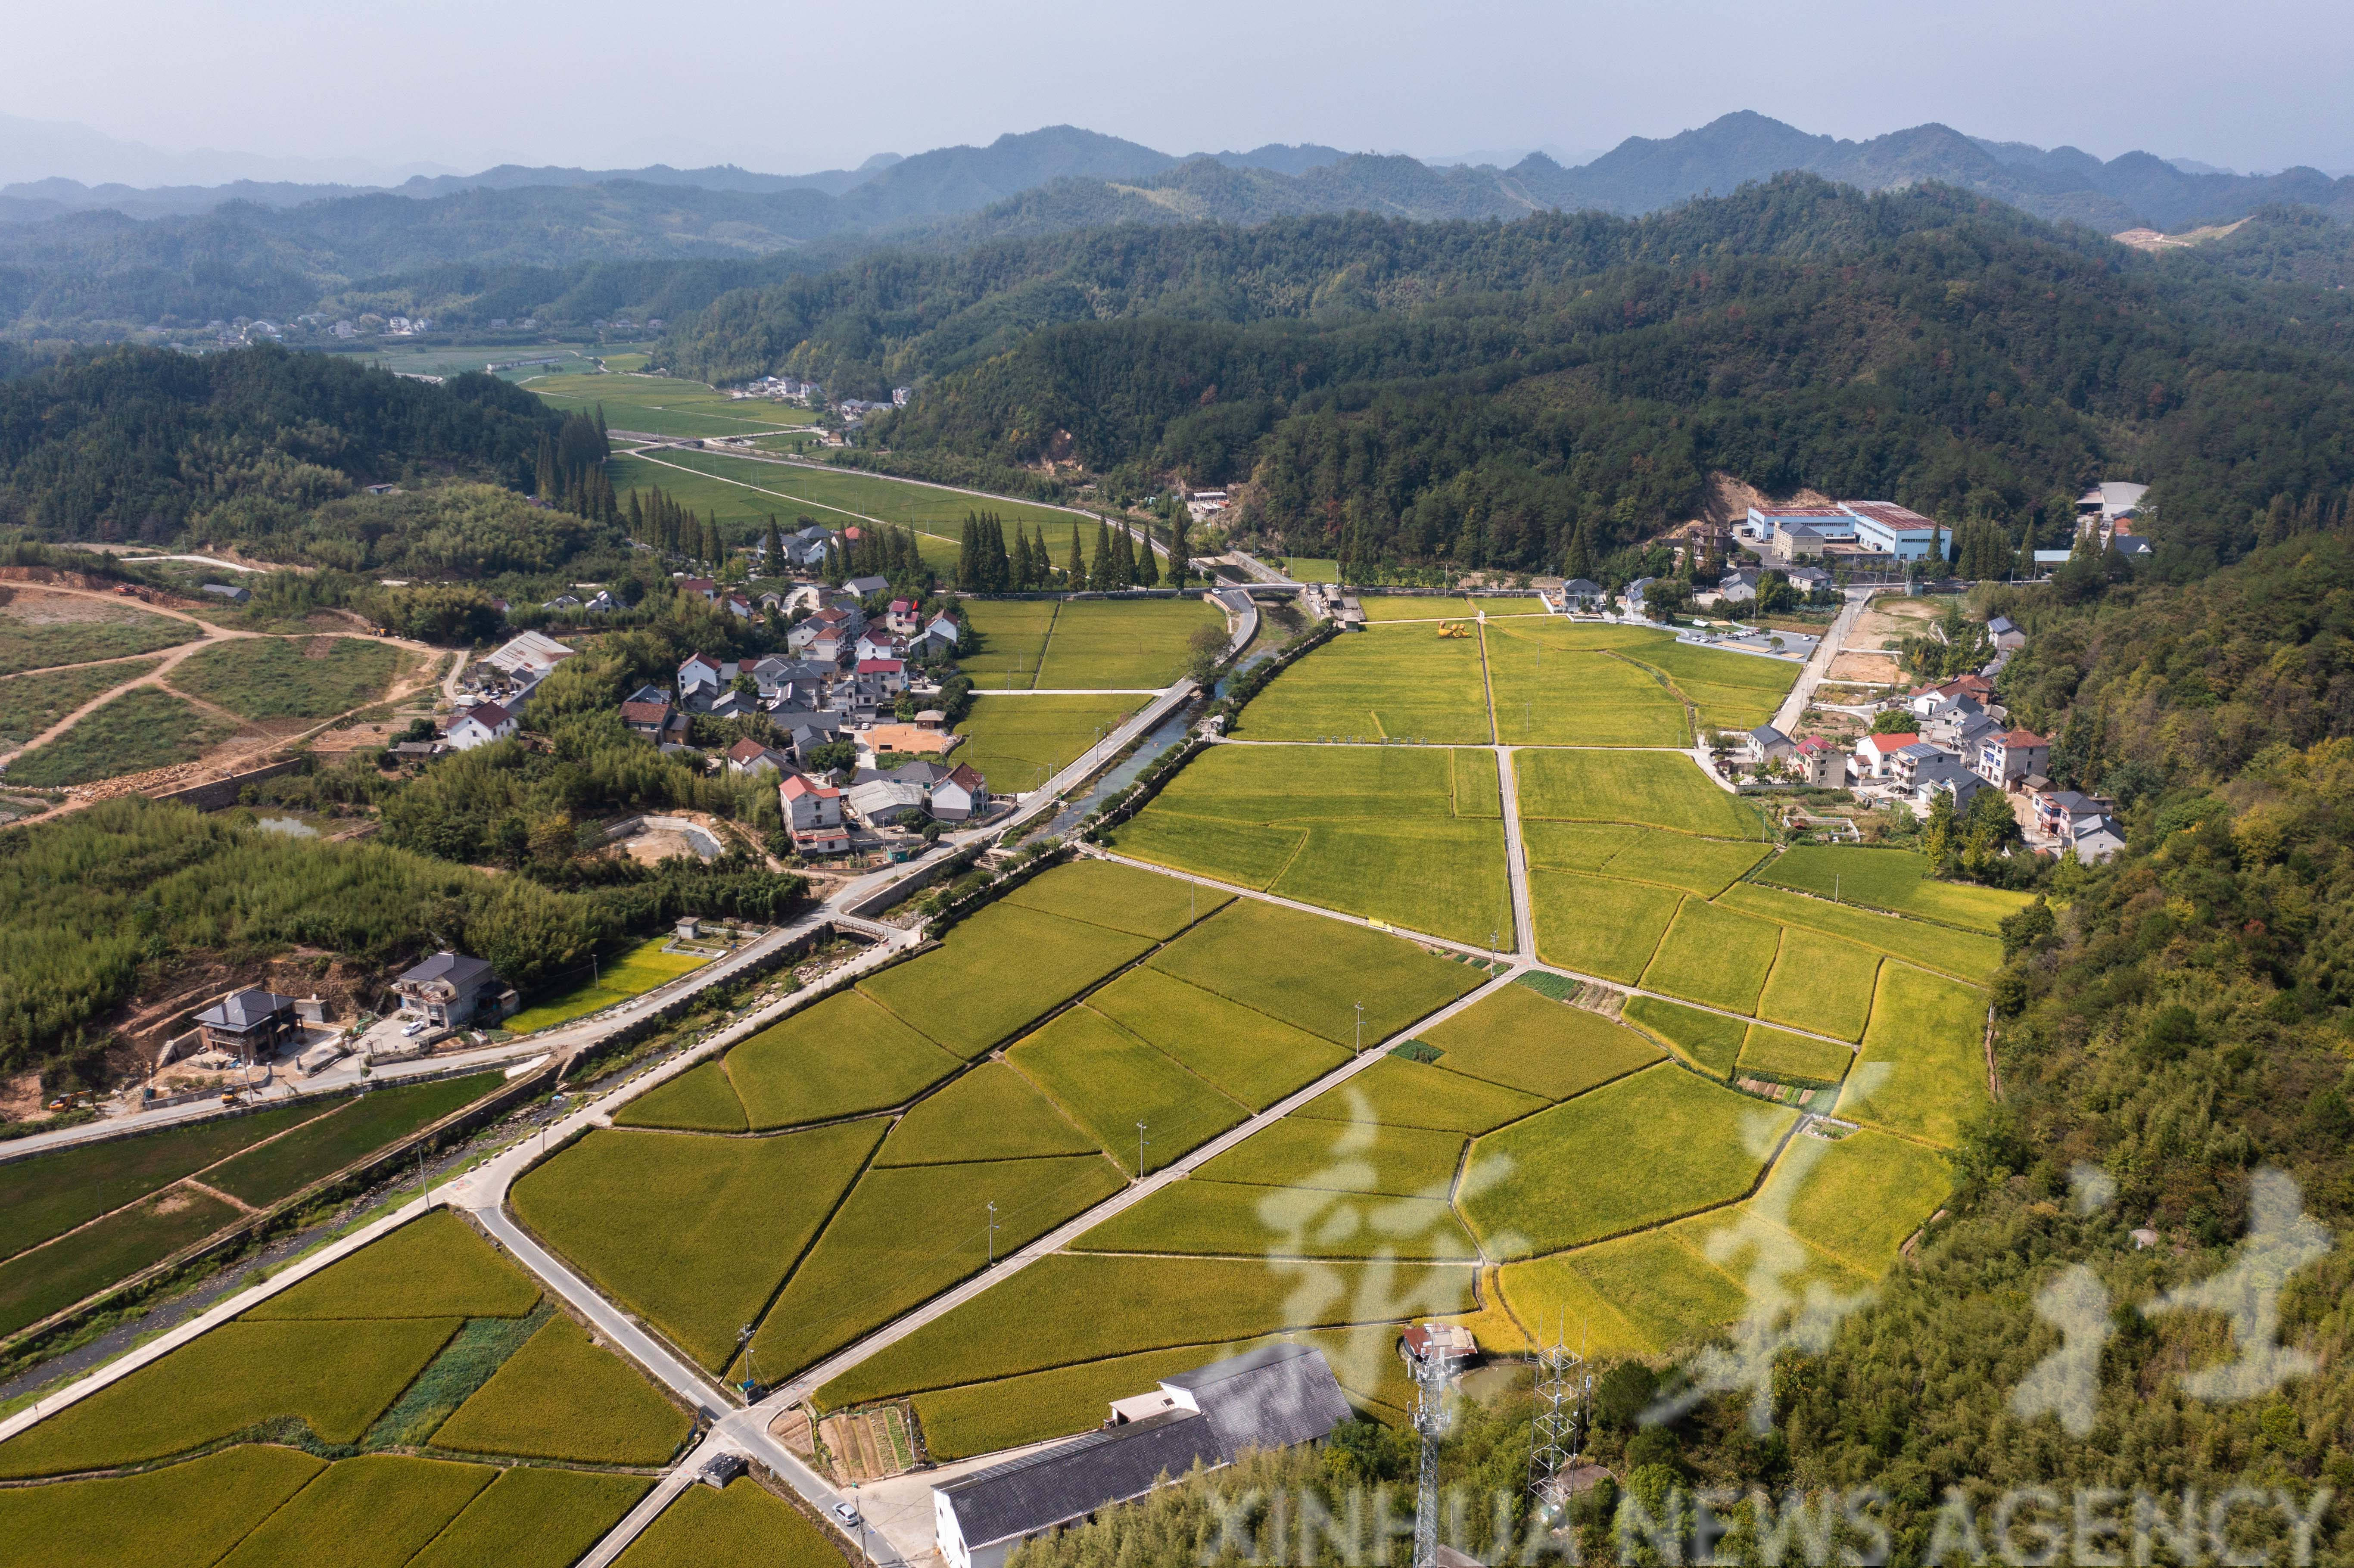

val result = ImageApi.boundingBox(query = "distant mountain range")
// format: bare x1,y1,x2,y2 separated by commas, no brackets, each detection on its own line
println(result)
1,115,2350,335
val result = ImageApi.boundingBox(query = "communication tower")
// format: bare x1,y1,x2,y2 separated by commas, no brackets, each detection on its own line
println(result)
1527,1319,1591,1520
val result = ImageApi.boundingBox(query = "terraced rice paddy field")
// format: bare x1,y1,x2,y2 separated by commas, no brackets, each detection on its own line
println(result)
951,595,1225,692
512,862,1484,1396
1102,744,1513,943
0,1210,691,1568
0,1074,501,1338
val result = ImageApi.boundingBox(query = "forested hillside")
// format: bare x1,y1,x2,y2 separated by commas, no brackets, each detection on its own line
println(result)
811,179,2354,574
0,343,560,540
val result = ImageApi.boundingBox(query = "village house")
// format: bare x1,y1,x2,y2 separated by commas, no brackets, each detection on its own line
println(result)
1853,731,1921,779
778,772,851,854
855,629,906,663
1977,727,2050,787
1557,578,1606,612
1986,614,2025,652
886,597,921,634
844,573,890,597
445,700,517,751
1793,735,1846,787
678,576,720,603
620,690,674,738
846,777,928,827
929,762,992,822
725,737,789,776
857,656,909,696
194,987,301,1059
1739,724,1796,765
392,952,517,1028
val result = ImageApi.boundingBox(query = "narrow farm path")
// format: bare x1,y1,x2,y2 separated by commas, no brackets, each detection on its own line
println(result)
1771,587,1870,734
1496,746,1538,960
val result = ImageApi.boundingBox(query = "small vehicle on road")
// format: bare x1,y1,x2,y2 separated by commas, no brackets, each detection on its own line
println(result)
402,1020,428,1037
832,1502,862,1528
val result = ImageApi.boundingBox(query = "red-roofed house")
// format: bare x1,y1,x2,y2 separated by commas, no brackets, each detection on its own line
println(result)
1854,732,1919,779
446,701,517,751
620,697,673,737
929,762,992,821
779,772,850,854
857,657,908,694
726,737,788,776
679,577,719,602
1794,735,1846,788
887,597,920,634
1977,727,2050,787
722,591,753,621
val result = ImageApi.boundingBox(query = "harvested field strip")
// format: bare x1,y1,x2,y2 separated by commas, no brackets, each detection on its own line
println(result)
362,1307,551,1449
856,901,1154,1058
875,1060,1102,1165
1716,882,2002,982
1000,858,1234,939
1071,1179,1480,1260
1417,982,1662,1101
1461,1065,1791,1258
431,1313,691,1464
405,1467,655,1568
509,1120,883,1371
1007,1006,1249,1174
1621,995,1748,1080
249,1208,541,1320
726,989,962,1131
0,1316,461,1477
746,1154,1124,1383
0,1183,241,1338
1527,869,1681,984
1639,899,1783,1015
0,1444,325,1568
816,1252,1481,1408
201,1072,501,1207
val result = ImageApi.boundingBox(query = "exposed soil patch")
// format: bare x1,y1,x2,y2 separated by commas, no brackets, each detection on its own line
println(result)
1827,650,1903,685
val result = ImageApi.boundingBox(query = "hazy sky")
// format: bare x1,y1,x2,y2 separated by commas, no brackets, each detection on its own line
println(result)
14,0,2353,178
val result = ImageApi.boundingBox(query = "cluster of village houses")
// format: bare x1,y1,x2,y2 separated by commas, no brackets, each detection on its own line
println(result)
431,571,994,859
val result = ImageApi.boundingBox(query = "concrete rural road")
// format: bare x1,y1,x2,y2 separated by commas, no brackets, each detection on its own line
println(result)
1771,587,1872,734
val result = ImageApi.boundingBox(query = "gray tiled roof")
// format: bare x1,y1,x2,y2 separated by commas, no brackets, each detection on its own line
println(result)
943,1409,1222,1551
398,952,495,989
196,988,296,1031
1167,1343,1355,1454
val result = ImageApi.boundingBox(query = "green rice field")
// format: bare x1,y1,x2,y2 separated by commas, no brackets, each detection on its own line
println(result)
1235,623,1492,743
1716,882,2004,981
1104,744,1513,944
1006,1006,1248,1174
1515,750,1767,839
1517,819,1766,897
0,1184,240,1337
532,371,810,438
1083,965,1349,1111
613,1060,748,1132
955,599,1061,688
430,1314,691,1464
1071,1178,1481,1260
406,1468,654,1568
1639,899,1784,1014
1195,1115,1468,1196
612,1476,845,1568
1295,1056,1548,1135
1001,858,1234,939
1143,897,1484,1045
200,1072,501,1207
951,692,1142,793
1526,868,1681,983
506,935,708,1033
719,990,960,1131
1486,624,1689,747
1754,1130,1955,1276
1034,597,1228,688
1416,983,1663,1100
1621,996,1749,1079
857,901,1154,1058
1837,964,1992,1147
1738,1025,1856,1085
1757,846,2034,933
1756,934,1883,1041
875,1061,1100,1165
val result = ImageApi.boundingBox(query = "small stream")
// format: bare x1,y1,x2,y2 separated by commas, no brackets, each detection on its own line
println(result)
1035,698,1202,840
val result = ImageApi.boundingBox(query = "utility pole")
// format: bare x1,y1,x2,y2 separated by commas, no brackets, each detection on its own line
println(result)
1354,1001,1365,1055
737,1322,761,1400
986,1200,1000,1264
1136,1121,1149,1179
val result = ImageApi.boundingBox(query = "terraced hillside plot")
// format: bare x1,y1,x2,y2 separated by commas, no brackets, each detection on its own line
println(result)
170,637,401,721
1519,820,1767,897
0,1315,459,1477
249,1209,540,1321
1235,624,1492,742
0,658,160,747
876,1061,1100,1165
1463,1065,1791,1257
723,990,960,1130
1622,996,1748,1079
1718,882,2004,982
1516,749,1766,839
818,1252,1481,1409
0,1183,240,1337
613,1476,847,1568
0,593,199,676
1008,1006,1248,1174
1073,1178,1480,1260
858,901,1153,1058
748,1154,1123,1381
202,1072,500,1207
216,1454,494,1568
1838,964,1991,1148
1758,846,2033,933
505,935,707,1033
952,692,1140,792
1754,1130,1955,1276
1756,935,1882,1042
1527,869,1681,984
1196,1115,1467,1196
406,1467,655,1568
1641,899,1784,1014
0,1444,326,1568
1002,857,1234,939
1034,597,1227,688
0,1099,334,1262
955,599,1059,688
1084,966,1349,1111
1297,1056,1548,1135
1146,897,1482,1045
1105,744,1511,944
511,1120,883,1370
3,686,238,786
1487,629,1689,747
432,1314,691,1464
1419,983,1663,1100
1739,1025,1856,1085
